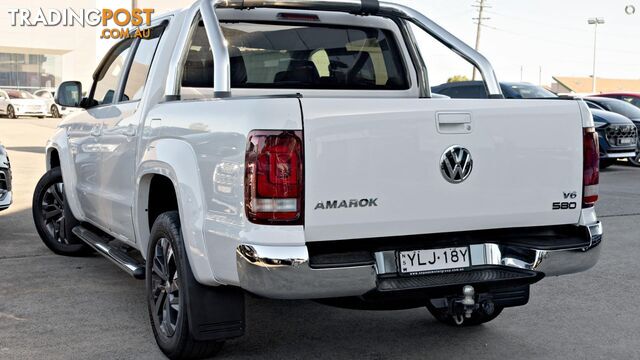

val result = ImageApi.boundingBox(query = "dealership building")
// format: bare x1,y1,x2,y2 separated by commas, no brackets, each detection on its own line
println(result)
0,0,190,92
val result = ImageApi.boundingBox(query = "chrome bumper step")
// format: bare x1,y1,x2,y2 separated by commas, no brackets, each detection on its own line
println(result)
377,267,542,292
72,226,145,280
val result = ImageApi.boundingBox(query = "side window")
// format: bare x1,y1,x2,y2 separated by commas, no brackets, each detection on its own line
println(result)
92,39,134,106
121,26,165,102
620,96,640,108
585,101,602,110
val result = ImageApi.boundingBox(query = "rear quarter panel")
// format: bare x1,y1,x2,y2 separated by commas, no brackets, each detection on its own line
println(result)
138,97,304,285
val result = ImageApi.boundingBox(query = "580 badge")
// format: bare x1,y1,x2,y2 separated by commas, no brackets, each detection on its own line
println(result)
552,191,578,210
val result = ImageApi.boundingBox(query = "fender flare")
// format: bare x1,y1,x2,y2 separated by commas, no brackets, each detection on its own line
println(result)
45,128,86,221
136,138,219,286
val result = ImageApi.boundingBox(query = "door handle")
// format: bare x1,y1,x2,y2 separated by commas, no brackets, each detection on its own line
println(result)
90,123,103,137
436,113,472,134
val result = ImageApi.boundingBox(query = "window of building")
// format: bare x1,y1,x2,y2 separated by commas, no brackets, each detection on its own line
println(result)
0,52,62,90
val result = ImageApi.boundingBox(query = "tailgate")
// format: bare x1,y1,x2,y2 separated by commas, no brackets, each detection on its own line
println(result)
302,98,584,242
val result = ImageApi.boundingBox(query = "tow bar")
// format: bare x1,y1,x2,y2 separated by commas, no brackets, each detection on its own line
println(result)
448,285,497,324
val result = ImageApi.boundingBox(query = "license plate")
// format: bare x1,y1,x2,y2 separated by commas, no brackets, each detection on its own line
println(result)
399,247,470,275
618,138,635,146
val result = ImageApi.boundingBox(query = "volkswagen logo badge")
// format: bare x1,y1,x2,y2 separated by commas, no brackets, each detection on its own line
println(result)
440,145,473,183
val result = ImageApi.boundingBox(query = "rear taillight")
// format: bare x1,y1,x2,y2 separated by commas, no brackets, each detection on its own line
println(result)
245,130,303,224
583,127,599,207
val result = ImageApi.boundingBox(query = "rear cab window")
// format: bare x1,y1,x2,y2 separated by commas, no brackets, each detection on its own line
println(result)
180,20,410,97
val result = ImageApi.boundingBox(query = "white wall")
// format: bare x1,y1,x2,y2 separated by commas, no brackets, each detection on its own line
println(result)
0,0,196,91
0,0,99,89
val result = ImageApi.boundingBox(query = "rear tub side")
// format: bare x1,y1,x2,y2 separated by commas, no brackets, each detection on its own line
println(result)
138,96,305,286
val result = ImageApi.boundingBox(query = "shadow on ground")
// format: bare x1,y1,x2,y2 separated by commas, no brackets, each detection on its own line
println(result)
5,146,46,154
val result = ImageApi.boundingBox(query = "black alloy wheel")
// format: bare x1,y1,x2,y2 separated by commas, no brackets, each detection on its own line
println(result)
147,211,224,359
150,237,181,338
51,105,61,118
7,105,16,119
32,167,88,255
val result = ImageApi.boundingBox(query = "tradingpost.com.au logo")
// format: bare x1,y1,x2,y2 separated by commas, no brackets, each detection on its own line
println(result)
7,8,155,39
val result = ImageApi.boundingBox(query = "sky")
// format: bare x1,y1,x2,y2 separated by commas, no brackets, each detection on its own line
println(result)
393,0,640,86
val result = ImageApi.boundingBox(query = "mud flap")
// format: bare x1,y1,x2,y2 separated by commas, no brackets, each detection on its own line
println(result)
184,272,245,341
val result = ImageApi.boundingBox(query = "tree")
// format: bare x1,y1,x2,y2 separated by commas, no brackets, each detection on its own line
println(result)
447,75,470,83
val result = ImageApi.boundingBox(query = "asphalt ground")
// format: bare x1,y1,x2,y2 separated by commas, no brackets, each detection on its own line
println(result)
0,116,639,359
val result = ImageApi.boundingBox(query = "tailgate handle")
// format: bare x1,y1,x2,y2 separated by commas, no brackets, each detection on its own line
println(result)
437,113,472,134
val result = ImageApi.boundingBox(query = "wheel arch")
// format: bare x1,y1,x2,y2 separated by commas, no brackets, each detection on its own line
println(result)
47,147,61,170
135,138,219,286
45,129,85,221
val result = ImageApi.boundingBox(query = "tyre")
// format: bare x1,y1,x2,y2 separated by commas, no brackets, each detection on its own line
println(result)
32,167,89,256
147,211,224,360
51,105,61,118
426,300,503,327
629,147,640,167
7,105,16,119
600,158,615,169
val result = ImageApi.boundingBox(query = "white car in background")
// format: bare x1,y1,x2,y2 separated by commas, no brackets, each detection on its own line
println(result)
34,88,82,118
0,89,48,118
33,89,60,118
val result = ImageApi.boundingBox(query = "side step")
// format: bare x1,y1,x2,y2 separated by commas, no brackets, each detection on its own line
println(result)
72,226,145,280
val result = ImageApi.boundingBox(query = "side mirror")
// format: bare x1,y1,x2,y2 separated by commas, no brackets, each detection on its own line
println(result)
55,81,83,108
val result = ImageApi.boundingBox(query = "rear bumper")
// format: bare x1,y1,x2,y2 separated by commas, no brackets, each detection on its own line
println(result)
236,222,603,299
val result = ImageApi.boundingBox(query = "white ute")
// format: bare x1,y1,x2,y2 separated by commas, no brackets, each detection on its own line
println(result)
33,1,603,358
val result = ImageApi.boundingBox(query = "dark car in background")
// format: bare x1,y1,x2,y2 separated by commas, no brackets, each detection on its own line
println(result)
594,93,640,109
432,81,557,99
431,81,639,167
0,143,12,211
590,109,638,167
583,97,640,166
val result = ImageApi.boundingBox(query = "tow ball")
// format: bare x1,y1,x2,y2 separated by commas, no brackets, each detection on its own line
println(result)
449,285,496,325
461,285,476,318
